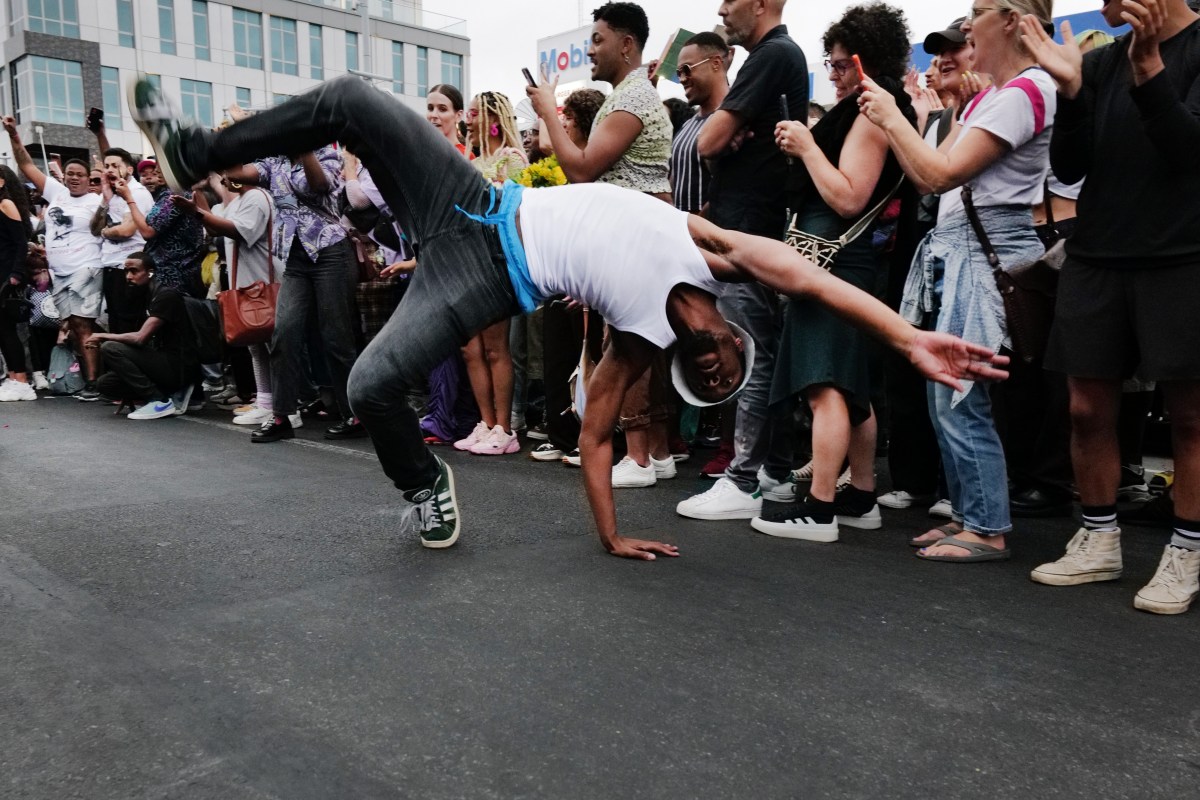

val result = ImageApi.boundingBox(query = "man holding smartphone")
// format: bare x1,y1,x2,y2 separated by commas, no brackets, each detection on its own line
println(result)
90,140,154,334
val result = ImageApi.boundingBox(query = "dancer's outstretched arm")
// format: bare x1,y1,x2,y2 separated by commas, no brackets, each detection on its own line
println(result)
688,214,1009,391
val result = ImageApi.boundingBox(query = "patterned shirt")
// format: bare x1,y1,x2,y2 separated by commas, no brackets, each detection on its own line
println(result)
592,66,672,194
144,191,206,294
474,147,529,188
669,112,712,213
255,147,345,263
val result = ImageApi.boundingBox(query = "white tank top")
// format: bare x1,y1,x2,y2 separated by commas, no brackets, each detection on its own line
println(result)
518,184,724,348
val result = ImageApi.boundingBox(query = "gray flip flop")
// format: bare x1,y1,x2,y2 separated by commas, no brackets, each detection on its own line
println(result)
909,523,962,548
915,534,1011,562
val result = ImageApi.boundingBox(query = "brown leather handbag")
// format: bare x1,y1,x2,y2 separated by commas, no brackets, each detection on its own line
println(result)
217,189,279,346
961,184,1063,365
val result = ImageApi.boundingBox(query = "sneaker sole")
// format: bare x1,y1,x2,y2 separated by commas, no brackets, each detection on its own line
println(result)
128,76,188,193
526,431,549,441
1133,594,1193,615
421,462,460,549
530,450,564,461
233,416,272,426
251,431,295,443
838,511,883,531
676,505,761,521
128,410,176,420
1029,568,1122,586
750,517,838,542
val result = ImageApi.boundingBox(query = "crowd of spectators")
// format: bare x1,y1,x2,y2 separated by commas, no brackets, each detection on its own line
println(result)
2,0,1197,616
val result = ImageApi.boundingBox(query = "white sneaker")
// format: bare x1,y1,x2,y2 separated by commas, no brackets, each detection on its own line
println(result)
0,379,37,401
651,455,677,480
611,456,656,488
1134,545,1200,615
233,406,273,426
562,448,581,467
127,398,177,420
676,477,762,520
454,420,489,452
529,442,564,461
32,371,49,391
928,498,953,519
288,412,303,429
877,490,934,509
1030,528,1123,586
757,466,796,502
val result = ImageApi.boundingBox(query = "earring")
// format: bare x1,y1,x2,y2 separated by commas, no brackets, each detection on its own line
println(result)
624,54,631,64
490,123,500,137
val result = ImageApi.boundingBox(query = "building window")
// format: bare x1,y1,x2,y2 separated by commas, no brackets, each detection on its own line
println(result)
193,1,210,61
116,0,135,47
391,42,404,94
25,0,80,38
13,55,83,125
441,53,463,92
236,86,251,109
146,74,162,92
180,79,213,128
233,9,263,70
345,31,359,72
158,0,176,55
270,17,298,76
309,24,323,80
272,93,291,107
101,66,121,130
416,46,428,97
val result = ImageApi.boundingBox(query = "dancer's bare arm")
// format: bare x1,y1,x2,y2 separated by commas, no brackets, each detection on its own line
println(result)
579,329,681,561
688,214,1009,390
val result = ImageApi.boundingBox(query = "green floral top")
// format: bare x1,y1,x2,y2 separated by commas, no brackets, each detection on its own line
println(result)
593,66,672,194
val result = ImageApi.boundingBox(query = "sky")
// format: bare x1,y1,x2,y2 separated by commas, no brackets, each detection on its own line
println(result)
424,0,1104,107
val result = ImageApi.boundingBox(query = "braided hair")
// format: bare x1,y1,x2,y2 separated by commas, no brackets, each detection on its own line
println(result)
473,91,522,157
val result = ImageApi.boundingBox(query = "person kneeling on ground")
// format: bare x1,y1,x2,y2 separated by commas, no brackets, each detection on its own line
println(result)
85,251,198,419
130,73,1008,559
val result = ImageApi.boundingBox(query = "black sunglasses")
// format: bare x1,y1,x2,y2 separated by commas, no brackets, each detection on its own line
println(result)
89,178,102,185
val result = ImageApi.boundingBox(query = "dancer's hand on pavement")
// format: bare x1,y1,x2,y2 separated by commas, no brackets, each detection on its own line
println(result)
907,330,1010,391
607,535,680,561
1020,17,1083,98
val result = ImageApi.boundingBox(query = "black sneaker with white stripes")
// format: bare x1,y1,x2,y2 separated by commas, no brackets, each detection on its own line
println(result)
402,457,460,548
750,496,838,543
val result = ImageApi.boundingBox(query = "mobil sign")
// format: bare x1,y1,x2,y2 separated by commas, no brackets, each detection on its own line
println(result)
537,25,593,84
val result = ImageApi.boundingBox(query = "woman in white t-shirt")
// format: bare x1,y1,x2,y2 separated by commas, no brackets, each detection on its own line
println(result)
858,0,1056,563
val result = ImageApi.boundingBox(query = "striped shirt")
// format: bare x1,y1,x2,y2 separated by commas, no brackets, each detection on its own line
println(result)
669,112,711,213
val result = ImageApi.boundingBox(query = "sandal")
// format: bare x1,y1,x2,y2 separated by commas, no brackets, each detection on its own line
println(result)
909,522,962,548
915,534,1011,563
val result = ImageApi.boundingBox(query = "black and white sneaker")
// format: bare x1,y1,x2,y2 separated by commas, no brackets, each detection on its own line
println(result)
127,74,203,191
751,496,839,543
402,457,460,549
529,442,564,461
833,485,883,530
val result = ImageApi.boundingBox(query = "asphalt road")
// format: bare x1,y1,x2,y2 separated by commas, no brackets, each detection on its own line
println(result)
2,398,1197,800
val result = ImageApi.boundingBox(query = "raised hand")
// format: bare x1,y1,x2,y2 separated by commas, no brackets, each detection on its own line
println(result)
1124,0,1170,76
857,77,902,131
907,331,1010,391
1020,17,1084,98
2,116,17,138
606,535,680,561
526,74,561,122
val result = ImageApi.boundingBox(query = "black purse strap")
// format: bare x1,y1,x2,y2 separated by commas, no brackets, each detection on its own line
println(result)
960,184,1002,273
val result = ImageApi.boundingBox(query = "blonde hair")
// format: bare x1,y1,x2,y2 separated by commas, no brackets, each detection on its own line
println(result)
996,0,1053,55
473,91,522,157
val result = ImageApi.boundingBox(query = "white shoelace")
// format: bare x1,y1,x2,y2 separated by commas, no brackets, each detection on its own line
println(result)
406,498,442,534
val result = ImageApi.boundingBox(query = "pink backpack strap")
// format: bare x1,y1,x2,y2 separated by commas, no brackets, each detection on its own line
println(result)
1002,76,1047,136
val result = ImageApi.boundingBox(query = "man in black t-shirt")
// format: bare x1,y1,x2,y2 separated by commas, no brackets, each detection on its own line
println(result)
678,0,809,522
86,251,198,420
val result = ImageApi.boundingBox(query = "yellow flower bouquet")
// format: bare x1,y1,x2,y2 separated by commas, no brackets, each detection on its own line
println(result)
515,154,568,188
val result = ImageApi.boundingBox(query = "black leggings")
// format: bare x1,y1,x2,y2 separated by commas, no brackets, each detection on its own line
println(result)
1,319,26,373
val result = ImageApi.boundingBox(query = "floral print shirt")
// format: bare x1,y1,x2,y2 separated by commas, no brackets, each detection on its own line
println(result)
255,147,346,263
144,190,206,294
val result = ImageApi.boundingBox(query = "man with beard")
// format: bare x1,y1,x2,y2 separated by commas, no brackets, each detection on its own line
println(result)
131,73,1007,561
91,146,155,333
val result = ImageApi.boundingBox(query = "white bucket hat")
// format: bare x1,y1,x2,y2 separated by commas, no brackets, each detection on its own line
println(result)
670,320,756,408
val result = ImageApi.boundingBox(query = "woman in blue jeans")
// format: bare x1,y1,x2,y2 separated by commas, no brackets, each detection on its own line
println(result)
859,0,1057,561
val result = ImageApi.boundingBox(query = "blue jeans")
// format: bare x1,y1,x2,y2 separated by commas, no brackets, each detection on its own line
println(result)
196,76,518,490
928,378,1012,534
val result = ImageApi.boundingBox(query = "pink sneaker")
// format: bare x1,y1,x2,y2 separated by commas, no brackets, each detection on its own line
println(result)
454,421,489,451
470,425,520,455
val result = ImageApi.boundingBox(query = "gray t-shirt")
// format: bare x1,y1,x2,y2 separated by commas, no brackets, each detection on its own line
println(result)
215,188,273,287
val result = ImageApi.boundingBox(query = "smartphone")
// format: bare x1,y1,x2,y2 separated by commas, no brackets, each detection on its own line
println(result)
522,68,537,87
49,152,61,165
852,54,866,84
86,106,104,132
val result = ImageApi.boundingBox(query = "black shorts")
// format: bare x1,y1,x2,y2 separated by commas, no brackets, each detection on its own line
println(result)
1045,256,1200,381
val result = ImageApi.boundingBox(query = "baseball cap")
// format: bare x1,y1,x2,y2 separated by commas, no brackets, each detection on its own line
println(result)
136,158,158,173
923,18,968,55
671,321,756,408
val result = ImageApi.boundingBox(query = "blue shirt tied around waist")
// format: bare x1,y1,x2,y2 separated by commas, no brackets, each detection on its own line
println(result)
455,181,542,313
